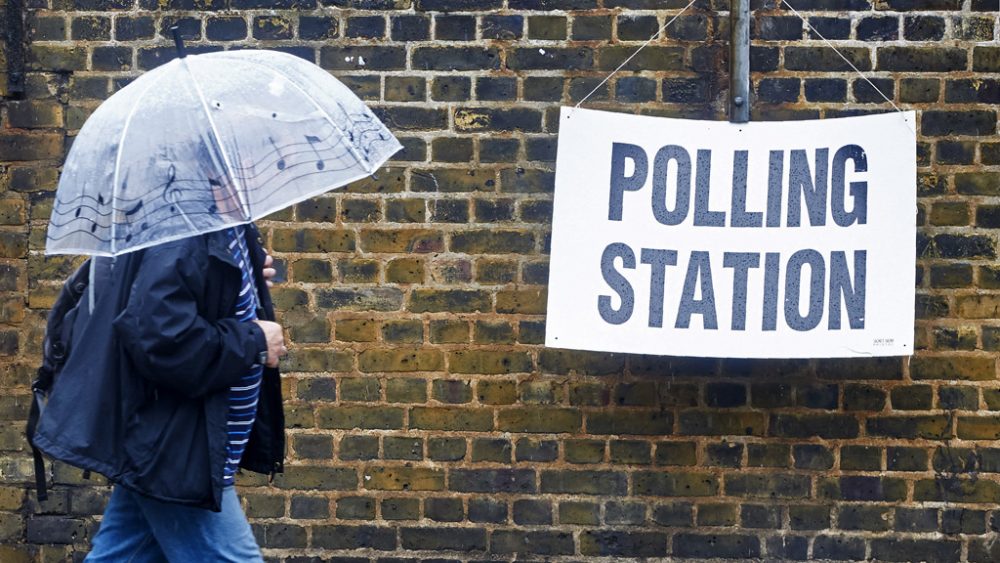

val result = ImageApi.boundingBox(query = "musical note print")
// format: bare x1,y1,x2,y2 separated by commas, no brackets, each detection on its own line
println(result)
269,137,286,170
161,164,179,203
304,135,325,170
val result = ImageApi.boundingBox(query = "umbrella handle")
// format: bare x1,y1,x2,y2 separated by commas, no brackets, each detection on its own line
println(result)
170,26,186,59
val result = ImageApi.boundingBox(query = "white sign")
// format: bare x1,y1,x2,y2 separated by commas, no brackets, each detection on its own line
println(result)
546,107,916,359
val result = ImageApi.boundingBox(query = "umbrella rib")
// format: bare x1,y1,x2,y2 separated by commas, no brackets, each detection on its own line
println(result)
251,62,374,176
181,57,252,221
110,63,175,255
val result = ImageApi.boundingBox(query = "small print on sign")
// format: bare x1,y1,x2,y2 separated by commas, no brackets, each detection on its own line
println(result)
545,107,916,359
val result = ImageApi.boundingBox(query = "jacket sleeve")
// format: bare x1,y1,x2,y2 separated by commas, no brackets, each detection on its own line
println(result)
113,240,268,398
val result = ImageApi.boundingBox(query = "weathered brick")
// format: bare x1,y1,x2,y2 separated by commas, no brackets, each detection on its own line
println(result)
939,385,979,409
499,407,581,433
747,444,789,468
597,46,678,71
413,47,500,71
516,438,557,462
358,228,443,253
273,466,357,490
891,385,934,410
932,234,996,258
871,538,961,563
788,504,830,531
922,111,996,136
888,447,928,471
428,139,471,167
25,516,85,544
955,172,1000,196
538,349,625,375
381,319,422,344
423,496,462,521
375,260,417,287
509,47,594,70
838,505,893,532
7,101,64,129
912,356,996,380
409,291,490,315
297,15,337,40
435,14,476,40
510,498,550,524
867,415,950,439
542,469,626,495
358,349,443,372
364,467,444,491
563,438,603,463
448,350,532,374
320,46,405,70
705,443,742,468
786,47,871,71
957,417,1000,440
317,406,403,430
680,411,765,436
311,524,394,550
469,497,506,523
474,379,516,405
385,377,427,403
481,320,528,347
427,437,466,462
0,134,63,161
580,530,667,557
28,45,87,71
400,526,485,551
373,106,448,131
829,476,907,501
793,445,834,470
725,474,811,499
633,471,718,496
814,535,866,560
293,434,333,460
379,497,418,521
429,378,469,404
492,529,573,554
287,495,328,520
454,108,543,133
674,533,760,558
272,229,354,253
340,377,381,402
410,407,493,431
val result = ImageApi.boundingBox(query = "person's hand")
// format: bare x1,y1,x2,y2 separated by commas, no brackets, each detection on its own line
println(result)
253,320,286,367
262,254,276,288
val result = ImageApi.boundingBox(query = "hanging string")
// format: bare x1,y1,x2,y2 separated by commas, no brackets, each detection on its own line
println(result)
781,0,904,115
571,0,699,114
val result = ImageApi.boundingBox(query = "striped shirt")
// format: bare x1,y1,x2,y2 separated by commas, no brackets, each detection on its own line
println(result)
223,226,264,486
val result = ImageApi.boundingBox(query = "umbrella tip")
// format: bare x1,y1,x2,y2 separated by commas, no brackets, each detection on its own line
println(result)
170,26,187,59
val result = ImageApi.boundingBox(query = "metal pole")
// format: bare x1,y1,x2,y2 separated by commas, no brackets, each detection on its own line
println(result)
729,0,750,123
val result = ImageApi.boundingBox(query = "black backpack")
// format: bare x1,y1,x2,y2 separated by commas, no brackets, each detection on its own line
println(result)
26,259,98,501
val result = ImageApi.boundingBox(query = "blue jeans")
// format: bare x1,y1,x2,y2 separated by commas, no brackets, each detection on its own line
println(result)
85,486,263,562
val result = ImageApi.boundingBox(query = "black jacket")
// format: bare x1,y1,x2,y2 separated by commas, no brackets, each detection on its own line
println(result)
33,225,284,511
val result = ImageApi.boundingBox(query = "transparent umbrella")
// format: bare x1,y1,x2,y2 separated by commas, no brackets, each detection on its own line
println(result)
46,42,401,257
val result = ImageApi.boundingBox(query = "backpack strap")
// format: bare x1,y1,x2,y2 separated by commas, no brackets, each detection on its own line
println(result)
27,369,51,501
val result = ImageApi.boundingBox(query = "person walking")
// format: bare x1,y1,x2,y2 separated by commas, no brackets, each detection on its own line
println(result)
33,222,286,562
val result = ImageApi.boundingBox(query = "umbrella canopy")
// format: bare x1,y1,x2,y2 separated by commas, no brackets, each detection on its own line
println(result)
46,49,401,256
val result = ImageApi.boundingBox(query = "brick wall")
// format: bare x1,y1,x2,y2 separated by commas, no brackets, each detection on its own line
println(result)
1,0,1000,561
